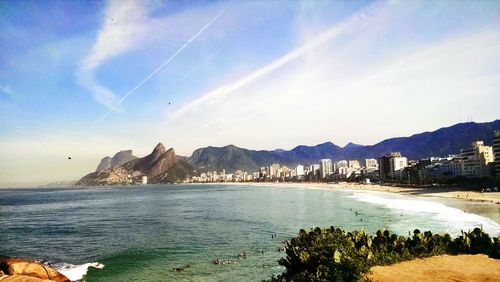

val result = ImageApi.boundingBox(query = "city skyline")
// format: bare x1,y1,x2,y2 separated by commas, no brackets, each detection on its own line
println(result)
1,0,500,186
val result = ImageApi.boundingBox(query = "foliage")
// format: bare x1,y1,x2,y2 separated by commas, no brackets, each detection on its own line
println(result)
270,227,500,282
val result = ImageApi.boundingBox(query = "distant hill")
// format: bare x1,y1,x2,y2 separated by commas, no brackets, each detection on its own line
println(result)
76,143,195,186
187,120,500,172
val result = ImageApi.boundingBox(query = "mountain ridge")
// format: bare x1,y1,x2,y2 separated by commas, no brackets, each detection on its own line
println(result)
77,120,500,183
186,120,500,172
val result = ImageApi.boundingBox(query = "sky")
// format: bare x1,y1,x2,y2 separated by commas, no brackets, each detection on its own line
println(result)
0,0,499,186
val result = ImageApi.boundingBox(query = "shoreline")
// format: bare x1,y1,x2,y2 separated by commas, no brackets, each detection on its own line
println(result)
210,181,500,205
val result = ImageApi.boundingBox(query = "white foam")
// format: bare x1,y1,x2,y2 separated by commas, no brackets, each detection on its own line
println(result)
54,262,104,281
350,192,500,236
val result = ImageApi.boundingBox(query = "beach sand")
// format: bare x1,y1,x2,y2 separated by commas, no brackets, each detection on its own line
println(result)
367,254,500,282
218,181,500,205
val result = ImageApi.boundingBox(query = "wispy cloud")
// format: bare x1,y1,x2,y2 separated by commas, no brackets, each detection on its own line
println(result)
0,84,15,96
162,1,500,153
86,8,226,132
166,2,392,122
77,0,152,109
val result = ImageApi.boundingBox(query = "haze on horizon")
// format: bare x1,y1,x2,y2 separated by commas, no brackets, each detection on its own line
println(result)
0,0,499,186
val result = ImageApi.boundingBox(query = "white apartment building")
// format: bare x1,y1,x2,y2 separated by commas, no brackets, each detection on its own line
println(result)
319,159,333,179
295,165,305,176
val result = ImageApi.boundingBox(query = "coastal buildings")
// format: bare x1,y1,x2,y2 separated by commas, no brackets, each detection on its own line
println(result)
310,164,320,178
295,165,305,177
319,159,333,179
335,160,348,175
364,159,378,170
348,160,360,169
378,152,408,180
494,130,500,176
186,130,499,184
460,141,493,178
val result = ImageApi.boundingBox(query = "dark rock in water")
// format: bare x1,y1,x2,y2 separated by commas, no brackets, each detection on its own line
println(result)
0,257,69,282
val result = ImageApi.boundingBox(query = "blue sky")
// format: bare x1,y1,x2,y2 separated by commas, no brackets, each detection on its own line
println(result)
0,0,499,186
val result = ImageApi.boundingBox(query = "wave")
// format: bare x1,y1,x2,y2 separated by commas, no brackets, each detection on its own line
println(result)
349,192,500,236
54,262,104,281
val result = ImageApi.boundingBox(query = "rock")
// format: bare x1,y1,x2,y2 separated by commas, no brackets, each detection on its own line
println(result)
95,157,111,172
95,150,137,172
148,149,176,180
110,150,136,168
0,258,69,282
0,274,55,281
75,142,195,186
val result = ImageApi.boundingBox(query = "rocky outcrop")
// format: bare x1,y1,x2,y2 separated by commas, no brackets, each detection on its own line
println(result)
149,148,176,180
95,157,111,172
95,150,137,172
0,257,69,282
110,150,136,168
76,143,195,186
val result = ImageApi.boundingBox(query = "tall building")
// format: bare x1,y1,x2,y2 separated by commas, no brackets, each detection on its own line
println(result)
365,159,378,169
319,159,333,179
494,130,500,176
348,160,360,169
460,141,494,178
309,164,320,177
296,165,305,176
378,152,408,179
336,160,348,168
269,163,281,179
393,156,408,171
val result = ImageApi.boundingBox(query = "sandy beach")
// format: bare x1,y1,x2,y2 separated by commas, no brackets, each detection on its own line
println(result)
367,254,500,282
217,181,500,205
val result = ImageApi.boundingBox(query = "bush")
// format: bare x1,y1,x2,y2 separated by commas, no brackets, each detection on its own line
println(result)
270,227,500,282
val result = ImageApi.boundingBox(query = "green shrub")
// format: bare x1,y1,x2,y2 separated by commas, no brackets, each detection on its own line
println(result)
270,227,500,282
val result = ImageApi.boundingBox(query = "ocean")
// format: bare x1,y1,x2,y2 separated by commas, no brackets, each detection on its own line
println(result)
1,184,499,281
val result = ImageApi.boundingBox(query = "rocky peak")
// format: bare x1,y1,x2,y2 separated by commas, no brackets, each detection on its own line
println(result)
151,143,166,159
76,143,194,186
111,150,137,167
95,156,112,172
149,148,177,179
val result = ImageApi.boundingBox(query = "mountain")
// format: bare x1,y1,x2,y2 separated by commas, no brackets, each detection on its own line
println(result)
95,150,137,172
187,120,500,172
343,142,364,149
76,143,195,186
95,157,112,172
188,145,281,172
348,120,500,160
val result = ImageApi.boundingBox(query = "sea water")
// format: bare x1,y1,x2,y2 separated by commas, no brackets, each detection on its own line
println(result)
1,184,499,281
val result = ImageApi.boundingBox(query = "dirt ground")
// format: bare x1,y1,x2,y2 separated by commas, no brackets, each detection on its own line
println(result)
367,254,500,282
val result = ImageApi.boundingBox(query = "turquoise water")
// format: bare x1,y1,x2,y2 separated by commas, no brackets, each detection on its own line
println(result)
1,184,499,281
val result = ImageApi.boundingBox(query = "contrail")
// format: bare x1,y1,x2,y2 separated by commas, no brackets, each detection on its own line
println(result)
166,3,391,123
86,9,226,133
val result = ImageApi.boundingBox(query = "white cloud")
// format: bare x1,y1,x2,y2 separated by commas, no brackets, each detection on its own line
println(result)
160,2,500,154
77,0,154,109
78,0,230,111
